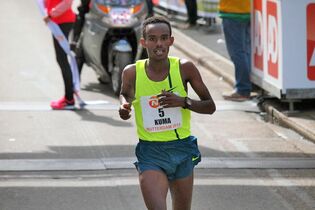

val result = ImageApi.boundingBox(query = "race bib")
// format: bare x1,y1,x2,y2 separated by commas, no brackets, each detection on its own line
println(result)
140,95,182,133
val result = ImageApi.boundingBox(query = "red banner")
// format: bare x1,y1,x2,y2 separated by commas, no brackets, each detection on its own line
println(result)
267,0,279,79
253,0,264,71
307,3,315,80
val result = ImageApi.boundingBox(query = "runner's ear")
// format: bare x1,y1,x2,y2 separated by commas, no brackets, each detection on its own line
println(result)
140,38,146,48
169,36,174,46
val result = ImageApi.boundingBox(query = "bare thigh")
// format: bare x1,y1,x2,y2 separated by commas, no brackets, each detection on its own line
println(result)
169,173,194,210
139,170,169,210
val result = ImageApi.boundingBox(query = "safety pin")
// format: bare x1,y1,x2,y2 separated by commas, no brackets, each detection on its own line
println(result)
165,87,176,92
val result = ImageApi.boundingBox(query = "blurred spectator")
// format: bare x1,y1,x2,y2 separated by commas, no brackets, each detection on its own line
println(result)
146,0,154,17
219,0,252,101
43,0,76,109
71,0,91,74
72,0,90,45
185,0,197,26
177,0,198,29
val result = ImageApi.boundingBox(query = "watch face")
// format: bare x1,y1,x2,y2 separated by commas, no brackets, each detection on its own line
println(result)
185,97,192,108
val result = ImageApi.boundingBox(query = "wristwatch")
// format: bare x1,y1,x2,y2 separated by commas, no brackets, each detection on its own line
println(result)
184,97,192,109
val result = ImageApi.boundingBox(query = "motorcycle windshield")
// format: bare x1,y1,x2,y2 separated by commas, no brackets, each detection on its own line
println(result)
95,0,142,6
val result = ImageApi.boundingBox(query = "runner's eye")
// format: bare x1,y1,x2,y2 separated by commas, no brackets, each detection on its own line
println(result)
148,37,156,42
161,36,168,41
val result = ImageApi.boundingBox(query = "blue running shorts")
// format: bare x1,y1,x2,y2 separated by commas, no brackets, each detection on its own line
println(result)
134,136,201,181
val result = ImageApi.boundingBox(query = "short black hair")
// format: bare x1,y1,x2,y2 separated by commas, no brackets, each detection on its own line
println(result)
142,16,172,39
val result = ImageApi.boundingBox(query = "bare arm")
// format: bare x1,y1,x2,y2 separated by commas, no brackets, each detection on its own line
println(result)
119,64,136,120
159,59,216,114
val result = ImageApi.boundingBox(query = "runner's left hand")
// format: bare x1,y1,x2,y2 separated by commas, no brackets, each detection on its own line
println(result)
158,90,185,108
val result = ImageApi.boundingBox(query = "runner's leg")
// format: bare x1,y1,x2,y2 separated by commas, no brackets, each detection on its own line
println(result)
139,170,169,210
169,174,194,210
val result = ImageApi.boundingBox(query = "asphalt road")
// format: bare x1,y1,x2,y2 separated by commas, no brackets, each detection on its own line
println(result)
0,1,315,210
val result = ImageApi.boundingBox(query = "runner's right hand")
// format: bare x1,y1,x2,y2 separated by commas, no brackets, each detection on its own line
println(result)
119,103,132,120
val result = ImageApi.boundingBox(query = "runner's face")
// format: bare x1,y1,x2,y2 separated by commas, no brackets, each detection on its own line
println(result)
141,23,174,60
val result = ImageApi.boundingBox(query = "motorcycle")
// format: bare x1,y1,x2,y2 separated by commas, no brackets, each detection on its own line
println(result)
74,0,148,95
